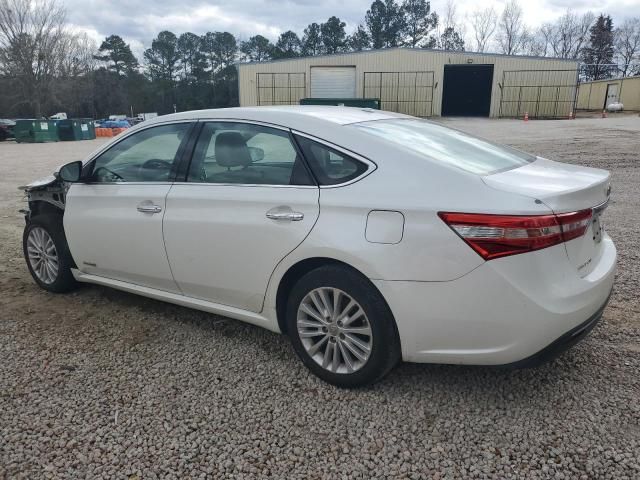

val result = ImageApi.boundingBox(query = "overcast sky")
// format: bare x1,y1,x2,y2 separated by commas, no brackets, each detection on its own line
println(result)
65,0,640,57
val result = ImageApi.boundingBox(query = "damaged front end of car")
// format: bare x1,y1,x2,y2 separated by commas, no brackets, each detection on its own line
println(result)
19,174,68,222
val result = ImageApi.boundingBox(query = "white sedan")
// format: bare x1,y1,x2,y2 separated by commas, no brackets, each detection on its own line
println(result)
22,107,616,387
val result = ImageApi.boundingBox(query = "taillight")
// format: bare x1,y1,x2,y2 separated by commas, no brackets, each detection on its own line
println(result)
438,210,592,260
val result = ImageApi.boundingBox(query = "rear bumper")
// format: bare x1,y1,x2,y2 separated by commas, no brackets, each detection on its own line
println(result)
503,289,611,368
373,234,616,365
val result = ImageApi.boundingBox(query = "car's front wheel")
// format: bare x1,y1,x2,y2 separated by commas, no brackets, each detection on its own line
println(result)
23,215,78,293
286,265,400,387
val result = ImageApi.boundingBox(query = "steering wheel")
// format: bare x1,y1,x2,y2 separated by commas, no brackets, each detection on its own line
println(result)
93,166,124,182
141,159,172,170
137,159,172,180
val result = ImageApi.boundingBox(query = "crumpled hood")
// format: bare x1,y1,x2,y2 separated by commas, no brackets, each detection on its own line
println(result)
19,174,59,192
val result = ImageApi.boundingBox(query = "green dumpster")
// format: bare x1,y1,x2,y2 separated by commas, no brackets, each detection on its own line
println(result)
80,119,96,140
299,98,381,109
54,119,96,141
57,119,84,141
14,120,59,143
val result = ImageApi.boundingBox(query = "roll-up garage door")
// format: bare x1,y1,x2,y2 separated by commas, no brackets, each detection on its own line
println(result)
310,67,357,98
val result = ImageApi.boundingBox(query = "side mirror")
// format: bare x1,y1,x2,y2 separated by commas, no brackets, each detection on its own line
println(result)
57,160,83,183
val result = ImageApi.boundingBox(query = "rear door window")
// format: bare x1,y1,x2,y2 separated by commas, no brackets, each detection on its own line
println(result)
188,122,314,186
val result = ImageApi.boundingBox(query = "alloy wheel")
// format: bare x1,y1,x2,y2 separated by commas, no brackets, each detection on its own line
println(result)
297,287,373,374
26,227,59,285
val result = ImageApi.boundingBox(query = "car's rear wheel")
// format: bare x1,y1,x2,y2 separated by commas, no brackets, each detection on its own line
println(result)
286,265,400,387
23,215,77,293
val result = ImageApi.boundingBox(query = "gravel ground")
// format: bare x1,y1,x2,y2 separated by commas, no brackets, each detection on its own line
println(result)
0,116,638,479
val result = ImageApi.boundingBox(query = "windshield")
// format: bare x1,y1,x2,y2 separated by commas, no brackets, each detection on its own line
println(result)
350,119,534,175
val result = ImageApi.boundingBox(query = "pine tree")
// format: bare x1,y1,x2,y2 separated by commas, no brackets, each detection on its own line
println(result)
440,27,465,51
365,0,406,49
273,31,302,59
94,35,139,76
581,14,614,80
302,23,323,56
401,0,438,48
321,16,347,54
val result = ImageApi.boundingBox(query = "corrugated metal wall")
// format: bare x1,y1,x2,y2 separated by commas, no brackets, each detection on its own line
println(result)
238,48,579,117
577,77,640,111
498,69,578,118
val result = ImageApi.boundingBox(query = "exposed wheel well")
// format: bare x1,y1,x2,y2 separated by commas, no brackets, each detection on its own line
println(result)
29,200,64,219
26,201,75,268
275,257,380,335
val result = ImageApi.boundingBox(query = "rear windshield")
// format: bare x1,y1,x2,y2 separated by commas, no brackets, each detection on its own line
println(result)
350,119,534,175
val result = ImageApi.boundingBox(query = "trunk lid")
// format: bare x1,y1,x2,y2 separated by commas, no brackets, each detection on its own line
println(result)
483,158,611,277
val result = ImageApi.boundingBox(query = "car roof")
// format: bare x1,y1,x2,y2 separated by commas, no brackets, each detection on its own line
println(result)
145,106,409,128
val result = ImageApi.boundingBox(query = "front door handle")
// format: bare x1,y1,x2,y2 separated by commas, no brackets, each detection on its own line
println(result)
266,206,304,222
137,203,162,214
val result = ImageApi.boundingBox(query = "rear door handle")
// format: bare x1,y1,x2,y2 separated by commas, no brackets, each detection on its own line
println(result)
266,206,304,221
137,203,162,214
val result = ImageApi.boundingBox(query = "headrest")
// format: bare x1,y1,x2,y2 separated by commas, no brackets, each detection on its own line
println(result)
310,142,330,168
215,132,252,168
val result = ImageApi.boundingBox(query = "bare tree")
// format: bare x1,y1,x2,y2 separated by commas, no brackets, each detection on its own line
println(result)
470,7,497,52
541,10,594,59
535,23,555,57
497,0,528,55
0,0,68,117
59,32,97,78
437,0,466,49
54,32,97,115
615,18,640,76
524,30,547,57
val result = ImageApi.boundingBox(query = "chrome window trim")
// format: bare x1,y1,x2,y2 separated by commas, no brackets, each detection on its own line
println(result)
193,118,291,132
78,181,174,186
171,182,317,189
290,130,377,189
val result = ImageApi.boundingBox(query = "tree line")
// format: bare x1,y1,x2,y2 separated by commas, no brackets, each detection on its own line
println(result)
0,0,639,119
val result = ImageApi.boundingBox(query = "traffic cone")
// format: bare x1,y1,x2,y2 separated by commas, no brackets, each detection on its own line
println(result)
524,111,529,122
602,109,607,118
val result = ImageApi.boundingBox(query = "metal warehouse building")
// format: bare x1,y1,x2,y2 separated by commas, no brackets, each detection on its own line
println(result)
237,48,580,118
577,76,640,112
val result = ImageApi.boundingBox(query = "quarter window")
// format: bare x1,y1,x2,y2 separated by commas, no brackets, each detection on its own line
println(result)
294,135,368,185
188,123,314,186
89,123,190,182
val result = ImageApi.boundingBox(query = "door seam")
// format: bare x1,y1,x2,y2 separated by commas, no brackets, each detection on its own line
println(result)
161,182,185,295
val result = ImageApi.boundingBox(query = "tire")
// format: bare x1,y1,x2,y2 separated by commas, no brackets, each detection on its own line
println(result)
23,215,78,293
286,265,401,388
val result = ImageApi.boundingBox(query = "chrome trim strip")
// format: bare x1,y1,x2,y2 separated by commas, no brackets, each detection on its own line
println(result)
592,198,609,215
194,118,291,132
171,182,317,189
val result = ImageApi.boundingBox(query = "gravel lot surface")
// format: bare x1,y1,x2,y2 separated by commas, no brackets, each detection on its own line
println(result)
1,116,638,479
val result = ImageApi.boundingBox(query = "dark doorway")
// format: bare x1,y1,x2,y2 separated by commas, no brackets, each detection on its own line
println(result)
442,64,494,116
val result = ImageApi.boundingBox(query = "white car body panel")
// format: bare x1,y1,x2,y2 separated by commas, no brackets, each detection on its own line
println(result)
374,235,615,364
53,106,616,366
483,157,610,212
163,184,319,312
65,184,180,293
72,270,277,332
